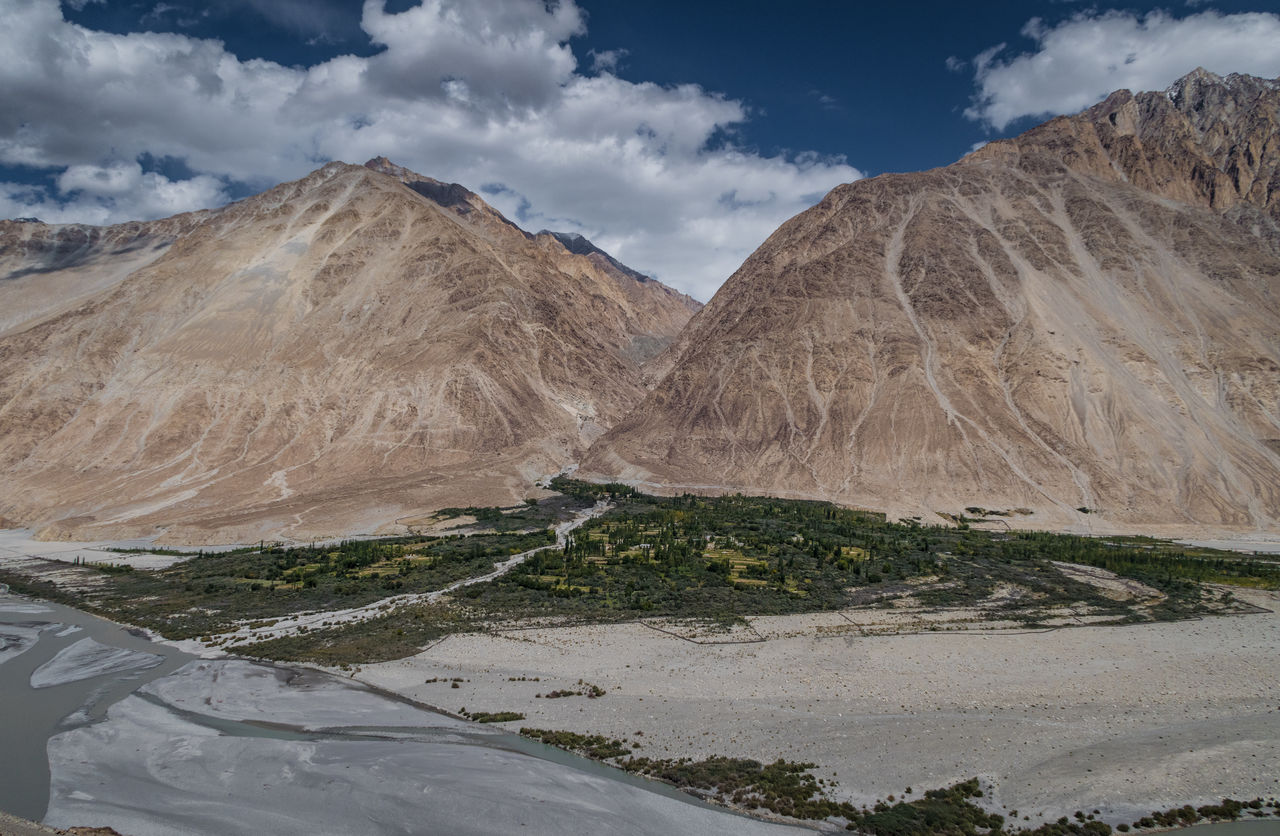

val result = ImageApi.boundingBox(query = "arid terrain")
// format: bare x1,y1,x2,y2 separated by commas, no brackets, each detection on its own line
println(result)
583,70,1280,537
359,585,1280,826
0,160,697,545
2,71,1278,546
5,3,1280,834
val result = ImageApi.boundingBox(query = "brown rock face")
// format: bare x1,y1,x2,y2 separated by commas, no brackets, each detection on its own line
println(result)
0,161,698,543
972,68,1280,221
584,70,1280,534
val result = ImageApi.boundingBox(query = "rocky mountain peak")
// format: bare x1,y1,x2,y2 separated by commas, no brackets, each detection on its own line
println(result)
536,229,652,284
361,156,526,238
1165,67,1279,112
360,157,699,316
969,69,1280,220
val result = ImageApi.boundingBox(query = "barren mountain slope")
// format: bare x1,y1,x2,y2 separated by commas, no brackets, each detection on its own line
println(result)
0,213,209,337
364,157,701,365
0,161,698,543
583,70,1280,535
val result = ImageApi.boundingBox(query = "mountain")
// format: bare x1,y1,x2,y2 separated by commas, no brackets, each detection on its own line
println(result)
540,231,651,284
582,69,1280,536
364,158,700,365
0,160,698,543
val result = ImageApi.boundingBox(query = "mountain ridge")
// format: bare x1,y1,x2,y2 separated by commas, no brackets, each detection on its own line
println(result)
0,159,698,543
581,69,1280,537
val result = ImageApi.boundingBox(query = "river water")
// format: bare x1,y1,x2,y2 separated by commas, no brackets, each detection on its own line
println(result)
0,594,192,821
0,592,807,835
1182,824,1280,836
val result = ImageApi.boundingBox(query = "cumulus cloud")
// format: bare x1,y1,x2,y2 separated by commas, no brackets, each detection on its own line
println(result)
1,162,227,225
1,0,857,299
965,10,1280,131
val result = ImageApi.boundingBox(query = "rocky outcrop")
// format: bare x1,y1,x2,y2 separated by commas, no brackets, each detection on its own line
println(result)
583,70,1280,535
972,68,1280,220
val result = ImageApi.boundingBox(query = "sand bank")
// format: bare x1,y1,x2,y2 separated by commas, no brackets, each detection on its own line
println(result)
29,638,162,689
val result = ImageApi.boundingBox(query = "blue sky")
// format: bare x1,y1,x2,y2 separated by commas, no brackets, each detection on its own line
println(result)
3,0,1280,299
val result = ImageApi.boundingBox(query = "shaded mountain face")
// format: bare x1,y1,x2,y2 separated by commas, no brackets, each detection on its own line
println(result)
584,69,1280,535
541,231,652,284
0,160,698,543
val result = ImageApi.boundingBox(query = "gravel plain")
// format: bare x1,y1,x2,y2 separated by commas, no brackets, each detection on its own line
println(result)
359,588,1280,826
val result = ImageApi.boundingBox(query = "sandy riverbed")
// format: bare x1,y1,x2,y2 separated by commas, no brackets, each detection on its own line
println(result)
42,659,808,836
358,589,1280,826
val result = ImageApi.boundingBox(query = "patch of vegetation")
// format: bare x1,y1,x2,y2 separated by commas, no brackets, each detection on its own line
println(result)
106,545,261,557
965,507,1011,518
462,482,1277,629
0,571,77,608
1129,798,1276,829
85,561,135,574
848,778,1004,834
621,755,858,822
548,476,640,501
849,786,1278,836
1028,531,1280,592
11,479,1276,666
431,496,582,532
511,732,1280,833
30,529,553,643
521,728,635,759
536,680,605,699
462,710,524,723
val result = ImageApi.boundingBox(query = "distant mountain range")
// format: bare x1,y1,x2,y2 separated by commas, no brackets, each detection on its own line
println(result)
2,68,1277,542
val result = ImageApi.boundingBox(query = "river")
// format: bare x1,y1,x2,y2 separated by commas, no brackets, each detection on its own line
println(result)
0,591,808,836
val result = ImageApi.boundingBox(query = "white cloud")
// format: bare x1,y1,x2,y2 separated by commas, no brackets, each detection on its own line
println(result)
808,89,841,111
1,162,227,225
588,48,627,74
965,10,1280,131
239,0,350,41
0,0,857,300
